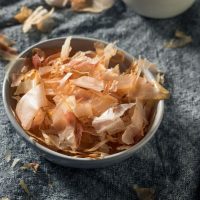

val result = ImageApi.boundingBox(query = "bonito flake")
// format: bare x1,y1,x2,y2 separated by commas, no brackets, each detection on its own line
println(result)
71,0,115,13
0,34,17,61
11,37,169,158
21,6,54,33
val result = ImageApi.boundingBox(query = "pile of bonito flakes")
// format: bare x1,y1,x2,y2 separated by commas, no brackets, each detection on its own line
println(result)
11,37,169,159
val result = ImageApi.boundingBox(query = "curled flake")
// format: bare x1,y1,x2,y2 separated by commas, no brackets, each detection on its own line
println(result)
122,100,147,145
71,76,104,91
14,6,33,23
11,158,21,168
23,6,54,33
0,34,17,61
19,180,30,195
71,0,115,13
20,162,39,173
16,84,48,130
61,36,72,61
103,43,117,68
92,103,135,134
164,30,192,48
4,150,12,162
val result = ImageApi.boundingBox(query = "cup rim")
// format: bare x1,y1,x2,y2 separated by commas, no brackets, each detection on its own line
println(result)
2,36,164,163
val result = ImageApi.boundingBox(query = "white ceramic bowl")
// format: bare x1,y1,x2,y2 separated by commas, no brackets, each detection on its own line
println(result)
2,37,164,168
123,0,195,19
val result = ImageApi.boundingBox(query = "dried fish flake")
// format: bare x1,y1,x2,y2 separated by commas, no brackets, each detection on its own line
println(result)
133,185,155,200
23,6,54,33
19,180,30,195
92,103,135,135
0,34,18,61
14,6,33,23
61,36,72,61
5,150,12,162
11,158,20,168
71,0,115,13
36,17,55,33
164,30,192,48
20,162,39,173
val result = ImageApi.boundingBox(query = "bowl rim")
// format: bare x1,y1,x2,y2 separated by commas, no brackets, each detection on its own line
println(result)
2,36,164,162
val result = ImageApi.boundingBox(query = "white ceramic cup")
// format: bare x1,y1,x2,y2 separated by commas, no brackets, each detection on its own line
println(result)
123,0,195,19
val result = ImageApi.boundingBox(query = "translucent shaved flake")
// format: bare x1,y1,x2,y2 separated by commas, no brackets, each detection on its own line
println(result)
14,79,39,95
11,158,20,168
92,103,135,134
74,101,93,119
34,7,54,26
71,0,115,13
45,88,56,96
102,65,120,81
117,74,135,91
116,145,131,151
16,84,48,130
0,34,15,46
104,43,117,68
32,48,46,68
84,139,109,152
33,48,45,59
14,6,32,23
44,112,82,150
58,125,76,148
59,72,73,87
94,42,105,56
0,34,18,61
164,30,192,48
23,6,46,32
74,121,83,148
31,109,45,128
99,143,111,154
134,59,170,100
51,105,69,130
19,180,30,195
36,16,55,33
109,80,119,92
61,36,72,61
43,52,60,65
98,118,125,135
91,94,118,116
71,76,104,91
0,49,17,61
11,74,25,87
38,66,53,76
66,52,99,72
20,162,39,173
133,185,155,200
23,6,54,33
5,150,12,162
122,100,146,145
93,103,135,126
42,132,60,147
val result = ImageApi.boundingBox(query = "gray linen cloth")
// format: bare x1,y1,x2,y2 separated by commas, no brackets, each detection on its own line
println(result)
0,0,200,199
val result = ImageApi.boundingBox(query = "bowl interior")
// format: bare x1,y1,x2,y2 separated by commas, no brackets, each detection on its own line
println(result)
6,37,133,112
3,37,164,164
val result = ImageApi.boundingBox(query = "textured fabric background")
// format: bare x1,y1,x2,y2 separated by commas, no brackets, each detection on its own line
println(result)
0,0,200,199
